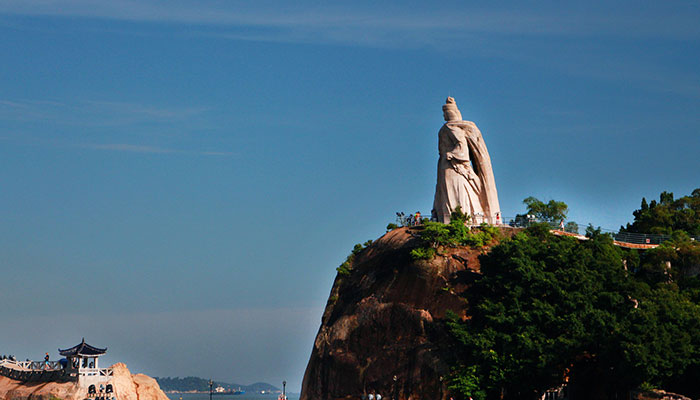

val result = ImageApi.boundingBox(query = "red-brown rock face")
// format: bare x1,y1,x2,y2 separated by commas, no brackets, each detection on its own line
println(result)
300,227,485,400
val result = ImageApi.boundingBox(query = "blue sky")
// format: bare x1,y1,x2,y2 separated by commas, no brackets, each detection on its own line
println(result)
1,0,699,392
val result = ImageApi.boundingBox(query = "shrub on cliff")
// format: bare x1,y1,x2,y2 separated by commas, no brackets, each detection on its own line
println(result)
447,226,700,400
336,240,373,277
410,207,500,260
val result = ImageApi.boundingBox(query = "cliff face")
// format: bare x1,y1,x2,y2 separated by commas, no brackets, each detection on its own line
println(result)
300,227,487,400
0,363,169,400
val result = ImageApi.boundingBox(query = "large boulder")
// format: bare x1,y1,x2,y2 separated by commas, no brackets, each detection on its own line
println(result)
110,363,170,400
300,227,487,400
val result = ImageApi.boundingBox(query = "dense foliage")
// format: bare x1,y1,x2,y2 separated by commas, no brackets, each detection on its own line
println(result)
410,207,500,260
564,221,578,234
447,224,700,400
621,189,700,236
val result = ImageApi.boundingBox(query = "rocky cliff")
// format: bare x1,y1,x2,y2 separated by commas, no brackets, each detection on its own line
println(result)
300,227,495,400
0,363,169,400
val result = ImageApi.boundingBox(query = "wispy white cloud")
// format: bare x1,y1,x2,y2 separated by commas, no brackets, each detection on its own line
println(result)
0,134,235,156
0,98,208,126
79,142,234,156
0,98,233,156
85,100,208,120
80,143,176,154
0,0,698,43
199,151,234,156
2,1,698,99
1,2,698,99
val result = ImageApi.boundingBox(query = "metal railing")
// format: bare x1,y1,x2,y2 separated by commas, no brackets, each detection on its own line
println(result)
0,359,71,383
0,359,62,371
394,212,700,246
395,212,504,227
0,358,112,383
505,217,700,245
79,367,114,377
611,231,673,245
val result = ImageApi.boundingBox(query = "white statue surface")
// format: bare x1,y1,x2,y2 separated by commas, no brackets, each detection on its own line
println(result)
432,97,500,224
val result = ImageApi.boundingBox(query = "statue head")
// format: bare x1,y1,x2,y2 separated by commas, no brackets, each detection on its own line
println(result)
442,97,462,122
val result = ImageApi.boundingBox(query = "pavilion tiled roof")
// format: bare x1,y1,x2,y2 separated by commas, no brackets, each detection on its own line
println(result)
58,338,107,357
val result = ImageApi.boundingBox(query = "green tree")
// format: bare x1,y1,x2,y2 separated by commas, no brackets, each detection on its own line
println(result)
447,226,700,400
622,189,700,236
621,285,700,394
515,197,569,224
564,221,579,233
637,231,700,285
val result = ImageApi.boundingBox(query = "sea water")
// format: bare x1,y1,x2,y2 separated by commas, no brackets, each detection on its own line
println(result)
166,393,299,400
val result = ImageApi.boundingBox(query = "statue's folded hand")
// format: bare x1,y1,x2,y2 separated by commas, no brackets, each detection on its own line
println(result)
452,163,474,180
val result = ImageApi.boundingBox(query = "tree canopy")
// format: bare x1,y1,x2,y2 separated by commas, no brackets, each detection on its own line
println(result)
447,225,700,400
514,197,569,225
622,189,700,236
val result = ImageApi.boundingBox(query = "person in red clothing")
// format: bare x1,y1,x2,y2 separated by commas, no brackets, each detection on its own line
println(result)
415,211,421,225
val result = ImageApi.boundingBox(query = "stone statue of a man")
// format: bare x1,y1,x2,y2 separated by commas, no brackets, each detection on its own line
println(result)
432,97,500,224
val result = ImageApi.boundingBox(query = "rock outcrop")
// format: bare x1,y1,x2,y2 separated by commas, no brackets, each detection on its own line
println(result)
633,390,692,400
110,364,169,400
0,363,169,400
300,227,490,400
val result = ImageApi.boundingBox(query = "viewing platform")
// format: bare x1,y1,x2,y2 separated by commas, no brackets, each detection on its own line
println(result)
0,359,70,383
0,339,113,387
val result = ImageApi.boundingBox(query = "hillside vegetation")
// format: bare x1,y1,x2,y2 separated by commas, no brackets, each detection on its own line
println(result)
622,190,700,236
444,189,700,400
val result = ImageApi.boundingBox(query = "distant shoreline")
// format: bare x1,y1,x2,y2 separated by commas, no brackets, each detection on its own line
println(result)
164,392,282,395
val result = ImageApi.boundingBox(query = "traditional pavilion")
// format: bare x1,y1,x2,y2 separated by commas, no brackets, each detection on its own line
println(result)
59,338,112,386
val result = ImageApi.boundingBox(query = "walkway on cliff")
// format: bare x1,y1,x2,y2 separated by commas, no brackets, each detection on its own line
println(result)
395,212,699,249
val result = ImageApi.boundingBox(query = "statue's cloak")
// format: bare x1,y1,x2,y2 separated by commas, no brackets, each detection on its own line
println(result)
433,120,500,224
460,121,500,223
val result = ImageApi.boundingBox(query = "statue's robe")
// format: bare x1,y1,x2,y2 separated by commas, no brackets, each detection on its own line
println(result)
432,120,500,224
